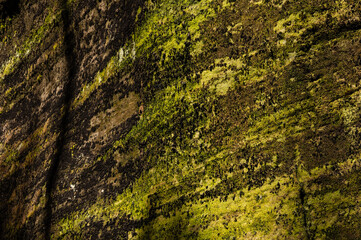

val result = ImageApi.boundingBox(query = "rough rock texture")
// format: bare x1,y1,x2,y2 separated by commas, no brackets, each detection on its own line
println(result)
1,0,361,239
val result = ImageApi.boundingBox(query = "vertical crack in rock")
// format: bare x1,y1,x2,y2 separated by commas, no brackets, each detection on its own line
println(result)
295,148,312,240
44,1,75,239
299,184,311,240
1,1,361,238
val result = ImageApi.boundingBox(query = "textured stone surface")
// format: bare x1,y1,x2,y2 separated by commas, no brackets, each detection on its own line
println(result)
1,0,361,239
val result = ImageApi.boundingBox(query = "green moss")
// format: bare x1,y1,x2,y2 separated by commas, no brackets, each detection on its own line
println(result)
134,0,215,58
198,57,245,96
0,17,14,45
0,123,48,180
0,10,61,82
71,39,138,109
131,176,307,239
52,0,361,238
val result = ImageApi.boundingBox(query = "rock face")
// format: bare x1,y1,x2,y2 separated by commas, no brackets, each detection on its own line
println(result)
1,0,361,239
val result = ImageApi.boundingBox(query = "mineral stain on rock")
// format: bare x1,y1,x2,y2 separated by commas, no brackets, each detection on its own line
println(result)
1,0,361,239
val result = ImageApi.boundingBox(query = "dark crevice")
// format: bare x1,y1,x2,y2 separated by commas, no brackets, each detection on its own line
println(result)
295,157,312,240
44,1,75,239
0,0,21,19
299,184,312,240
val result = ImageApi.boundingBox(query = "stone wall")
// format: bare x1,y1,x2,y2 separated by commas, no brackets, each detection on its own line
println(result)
1,0,361,239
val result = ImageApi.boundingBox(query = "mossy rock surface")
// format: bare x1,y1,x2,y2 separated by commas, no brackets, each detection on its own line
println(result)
1,0,361,239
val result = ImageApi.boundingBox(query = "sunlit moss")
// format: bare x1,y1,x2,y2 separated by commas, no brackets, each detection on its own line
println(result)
51,0,361,238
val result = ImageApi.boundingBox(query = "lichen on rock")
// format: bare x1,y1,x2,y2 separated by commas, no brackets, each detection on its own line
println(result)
1,0,361,239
